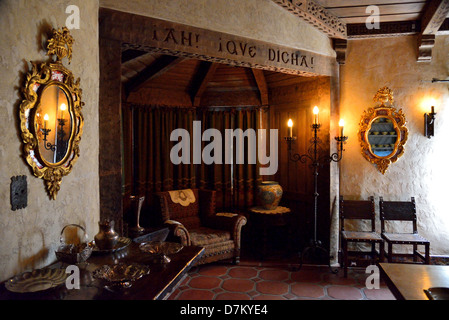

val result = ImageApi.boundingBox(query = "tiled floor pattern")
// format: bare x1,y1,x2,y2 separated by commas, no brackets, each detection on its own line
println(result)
168,262,396,300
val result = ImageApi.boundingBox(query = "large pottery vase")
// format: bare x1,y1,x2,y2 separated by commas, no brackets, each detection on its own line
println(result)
257,181,283,210
94,220,119,250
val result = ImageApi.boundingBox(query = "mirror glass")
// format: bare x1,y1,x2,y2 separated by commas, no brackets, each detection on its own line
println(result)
367,117,398,157
35,84,72,164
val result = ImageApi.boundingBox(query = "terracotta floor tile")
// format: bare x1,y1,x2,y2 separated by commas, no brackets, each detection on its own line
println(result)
228,266,258,279
215,292,251,300
222,278,255,292
326,285,363,300
290,282,325,298
255,280,289,295
172,261,395,301
258,269,289,281
188,276,222,289
212,287,224,294
322,272,359,286
253,294,287,300
363,287,396,300
290,269,322,283
177,289,215,300
283,293,297,299
198,265,228,277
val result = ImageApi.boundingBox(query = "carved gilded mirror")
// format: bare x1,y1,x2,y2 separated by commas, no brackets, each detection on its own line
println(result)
359,87,408,174
19,27,84,199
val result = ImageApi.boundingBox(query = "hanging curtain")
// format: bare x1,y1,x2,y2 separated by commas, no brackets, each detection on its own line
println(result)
131,104,262,222
233,108,261,209
132,105,196,219
198,107,261,210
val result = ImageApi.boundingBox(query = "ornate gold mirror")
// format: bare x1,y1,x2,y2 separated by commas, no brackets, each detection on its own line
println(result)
19,27,84,199
359,87,408,174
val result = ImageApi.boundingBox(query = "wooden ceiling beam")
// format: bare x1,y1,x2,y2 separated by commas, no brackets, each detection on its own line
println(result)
192,62,219,107
251,69,269,106
420,0,449,35
271,0,347,39
121,49,147,64
418,0,449,62
125,55,185,95
437,17,449,34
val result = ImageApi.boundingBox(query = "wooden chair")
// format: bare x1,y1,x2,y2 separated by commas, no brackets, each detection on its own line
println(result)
339,196,384,277
379,197,430,264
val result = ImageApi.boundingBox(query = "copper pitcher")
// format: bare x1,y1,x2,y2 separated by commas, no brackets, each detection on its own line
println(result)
94,220,119,250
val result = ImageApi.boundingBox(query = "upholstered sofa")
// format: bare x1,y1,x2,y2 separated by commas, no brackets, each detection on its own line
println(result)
154,188,247,265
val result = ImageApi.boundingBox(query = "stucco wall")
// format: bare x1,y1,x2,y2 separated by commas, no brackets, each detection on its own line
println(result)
339,35,449,256
99,0,336,57
0,0,100,281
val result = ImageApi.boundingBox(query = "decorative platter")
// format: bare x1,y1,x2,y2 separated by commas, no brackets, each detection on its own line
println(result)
93,263,150,287
92,237,131,254
139,241,183,263
139,241,183,255
5,268,68,293
424,287,449,300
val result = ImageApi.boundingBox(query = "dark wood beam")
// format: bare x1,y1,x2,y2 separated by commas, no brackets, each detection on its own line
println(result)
271,0,347,39
121,49,147,64
418,0,449,62
417,34,436,62
333,39,347,65
421,0,449,35
125,55,185,95
347,20,420,39
192,62,218,106
437,17,449,34
251,69,268,106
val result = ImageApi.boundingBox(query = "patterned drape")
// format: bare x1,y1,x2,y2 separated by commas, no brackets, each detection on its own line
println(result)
131,105,261,220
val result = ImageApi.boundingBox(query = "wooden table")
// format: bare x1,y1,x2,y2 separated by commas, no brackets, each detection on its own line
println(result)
0,242,204,300
379,263,449,300
248,206,292,259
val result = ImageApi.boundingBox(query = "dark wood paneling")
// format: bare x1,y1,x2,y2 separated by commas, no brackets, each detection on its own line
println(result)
99,36,124,234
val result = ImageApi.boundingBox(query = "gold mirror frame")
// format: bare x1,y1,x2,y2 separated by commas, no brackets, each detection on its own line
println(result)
19,27,84,199
359,87,408,174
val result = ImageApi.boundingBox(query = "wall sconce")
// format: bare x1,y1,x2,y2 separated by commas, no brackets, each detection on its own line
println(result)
424,106,436,138
41,113,56,151
283,106,348,273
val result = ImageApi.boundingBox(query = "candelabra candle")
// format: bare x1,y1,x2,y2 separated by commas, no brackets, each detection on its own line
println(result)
60,103,66,120
313,106,319,125
287,119,293,138
44,113,49,130
339,119,345,137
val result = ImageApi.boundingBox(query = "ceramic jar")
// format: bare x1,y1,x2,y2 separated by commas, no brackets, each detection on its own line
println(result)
94,220,119,250
257,181,283,210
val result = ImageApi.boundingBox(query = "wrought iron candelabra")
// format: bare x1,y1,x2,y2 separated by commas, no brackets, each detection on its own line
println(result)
285,117,348,273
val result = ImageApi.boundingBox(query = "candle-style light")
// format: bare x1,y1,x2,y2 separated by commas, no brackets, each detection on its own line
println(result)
287,118,293,138
60,103,66,120
313,106,319,125
44,113,49,130
41,113,56,151
339,119,345,137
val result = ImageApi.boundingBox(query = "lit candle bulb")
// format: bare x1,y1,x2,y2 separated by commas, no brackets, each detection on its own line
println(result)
287,118,293,138
339,119,345,137
313,106,319,125
44,113,49,130
60,103,67,120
